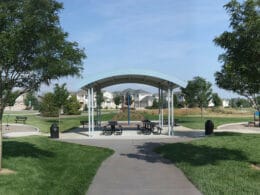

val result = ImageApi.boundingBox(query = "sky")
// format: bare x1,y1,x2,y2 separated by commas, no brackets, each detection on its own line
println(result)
45,0,241,98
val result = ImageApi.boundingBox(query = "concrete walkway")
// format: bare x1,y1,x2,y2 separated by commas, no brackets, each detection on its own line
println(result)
216,122,260,134
63,137,202,195
2,123,40,138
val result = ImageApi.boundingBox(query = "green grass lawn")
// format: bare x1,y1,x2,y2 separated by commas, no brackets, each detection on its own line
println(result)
2,113,117,133
2,110,252,133
140,112,251,129
155,133,260,195
176,116,252,129
1,136,113,195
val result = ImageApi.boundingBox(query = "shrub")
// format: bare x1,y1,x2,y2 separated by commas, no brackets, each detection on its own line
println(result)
39,93,59,117
63,95,81,115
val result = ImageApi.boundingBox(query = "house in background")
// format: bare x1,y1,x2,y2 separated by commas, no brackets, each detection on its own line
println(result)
139,96,154,108
222,99,230,108
5,94,27,111
102,91,117,109
72,89,88,111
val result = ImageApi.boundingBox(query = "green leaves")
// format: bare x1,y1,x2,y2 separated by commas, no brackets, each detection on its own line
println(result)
214,0,260,109
182,77,212,109
0,0,86,108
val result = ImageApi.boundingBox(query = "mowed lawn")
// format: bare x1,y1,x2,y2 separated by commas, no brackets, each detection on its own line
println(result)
1,136,113,195
2,109,253,133
176,116,252,129
2,113,117,133
155,133,260,194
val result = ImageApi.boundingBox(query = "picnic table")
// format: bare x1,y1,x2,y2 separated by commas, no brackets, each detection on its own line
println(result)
102,121,122,135
141,120,157,135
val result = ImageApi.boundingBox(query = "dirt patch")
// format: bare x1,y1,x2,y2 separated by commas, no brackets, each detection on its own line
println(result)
0,168,16,175
251,164,260,171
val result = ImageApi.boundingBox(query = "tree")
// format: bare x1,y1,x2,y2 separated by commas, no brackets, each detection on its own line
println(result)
214,0,260,111
39,93,59,117
24,91,40,110
230,98,251,108
152,99,159,109
63,95,81,115
212,93,222,107
53,83,69,113
173,94,178,108
182,77,213,117
113,95,122,109
96,91,104,109
0,0,86,171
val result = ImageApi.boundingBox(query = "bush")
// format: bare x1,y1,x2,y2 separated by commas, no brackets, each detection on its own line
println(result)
39,93,59,117
63,95,81,115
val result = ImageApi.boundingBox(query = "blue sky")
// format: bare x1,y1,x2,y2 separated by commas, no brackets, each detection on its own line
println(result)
48,0,240,98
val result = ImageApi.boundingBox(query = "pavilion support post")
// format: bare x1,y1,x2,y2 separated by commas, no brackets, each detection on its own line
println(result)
96,89,101,128
96,90,98,127
91,88,94,136
158,88,161,128
171,89,174,135
88,88,91,136
161,88,164,128
168,88,171,135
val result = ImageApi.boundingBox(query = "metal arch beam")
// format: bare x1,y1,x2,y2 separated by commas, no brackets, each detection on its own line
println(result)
80,69,187,91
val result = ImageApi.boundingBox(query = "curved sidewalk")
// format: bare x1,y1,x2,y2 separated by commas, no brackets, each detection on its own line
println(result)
63,138,202,195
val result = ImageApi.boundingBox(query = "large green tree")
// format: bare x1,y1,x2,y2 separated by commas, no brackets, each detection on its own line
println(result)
113,95,122,109
63,95,81,115
0,0,86,171
39,92,59,117
53,83,69,113
182,77,213,117
214,0,260,110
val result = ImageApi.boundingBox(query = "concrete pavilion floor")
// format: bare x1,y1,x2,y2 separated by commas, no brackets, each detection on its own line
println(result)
60,124,206,140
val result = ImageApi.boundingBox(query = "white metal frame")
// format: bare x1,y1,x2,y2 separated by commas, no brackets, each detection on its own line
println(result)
87,86,175,137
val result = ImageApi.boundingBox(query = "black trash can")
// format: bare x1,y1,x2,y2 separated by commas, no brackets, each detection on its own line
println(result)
205,120,214,135
50,123,59,138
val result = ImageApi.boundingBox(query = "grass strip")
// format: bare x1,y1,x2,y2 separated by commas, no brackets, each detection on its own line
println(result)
1,136,113,195
155,132,260,195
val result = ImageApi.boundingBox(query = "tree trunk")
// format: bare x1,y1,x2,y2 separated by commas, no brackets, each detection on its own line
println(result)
200,106,203,128
0,107,4,171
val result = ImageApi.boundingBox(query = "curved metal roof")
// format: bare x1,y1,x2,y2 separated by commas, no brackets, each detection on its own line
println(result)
80,69,187,90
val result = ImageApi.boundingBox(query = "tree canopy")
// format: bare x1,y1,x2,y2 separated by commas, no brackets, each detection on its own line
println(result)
53,83,69,109
63,95,81,115
0,0,86,114
113,95,122,108
214,0,260,109
212,93,222,107
182,76,213,110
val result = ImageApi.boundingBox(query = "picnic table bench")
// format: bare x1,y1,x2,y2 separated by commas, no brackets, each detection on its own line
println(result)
141,120,157,135
15,116,27,124
80,120,88,128
102,121,123,135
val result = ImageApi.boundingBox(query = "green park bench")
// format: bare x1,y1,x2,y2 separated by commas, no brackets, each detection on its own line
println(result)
15,116,27,124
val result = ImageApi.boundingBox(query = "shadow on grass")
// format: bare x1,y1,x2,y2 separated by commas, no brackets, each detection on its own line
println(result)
3,141,54,158
121,133,247,166
214,132,242,136
155,142,247,166
45,119,59,123
62,126,82,133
